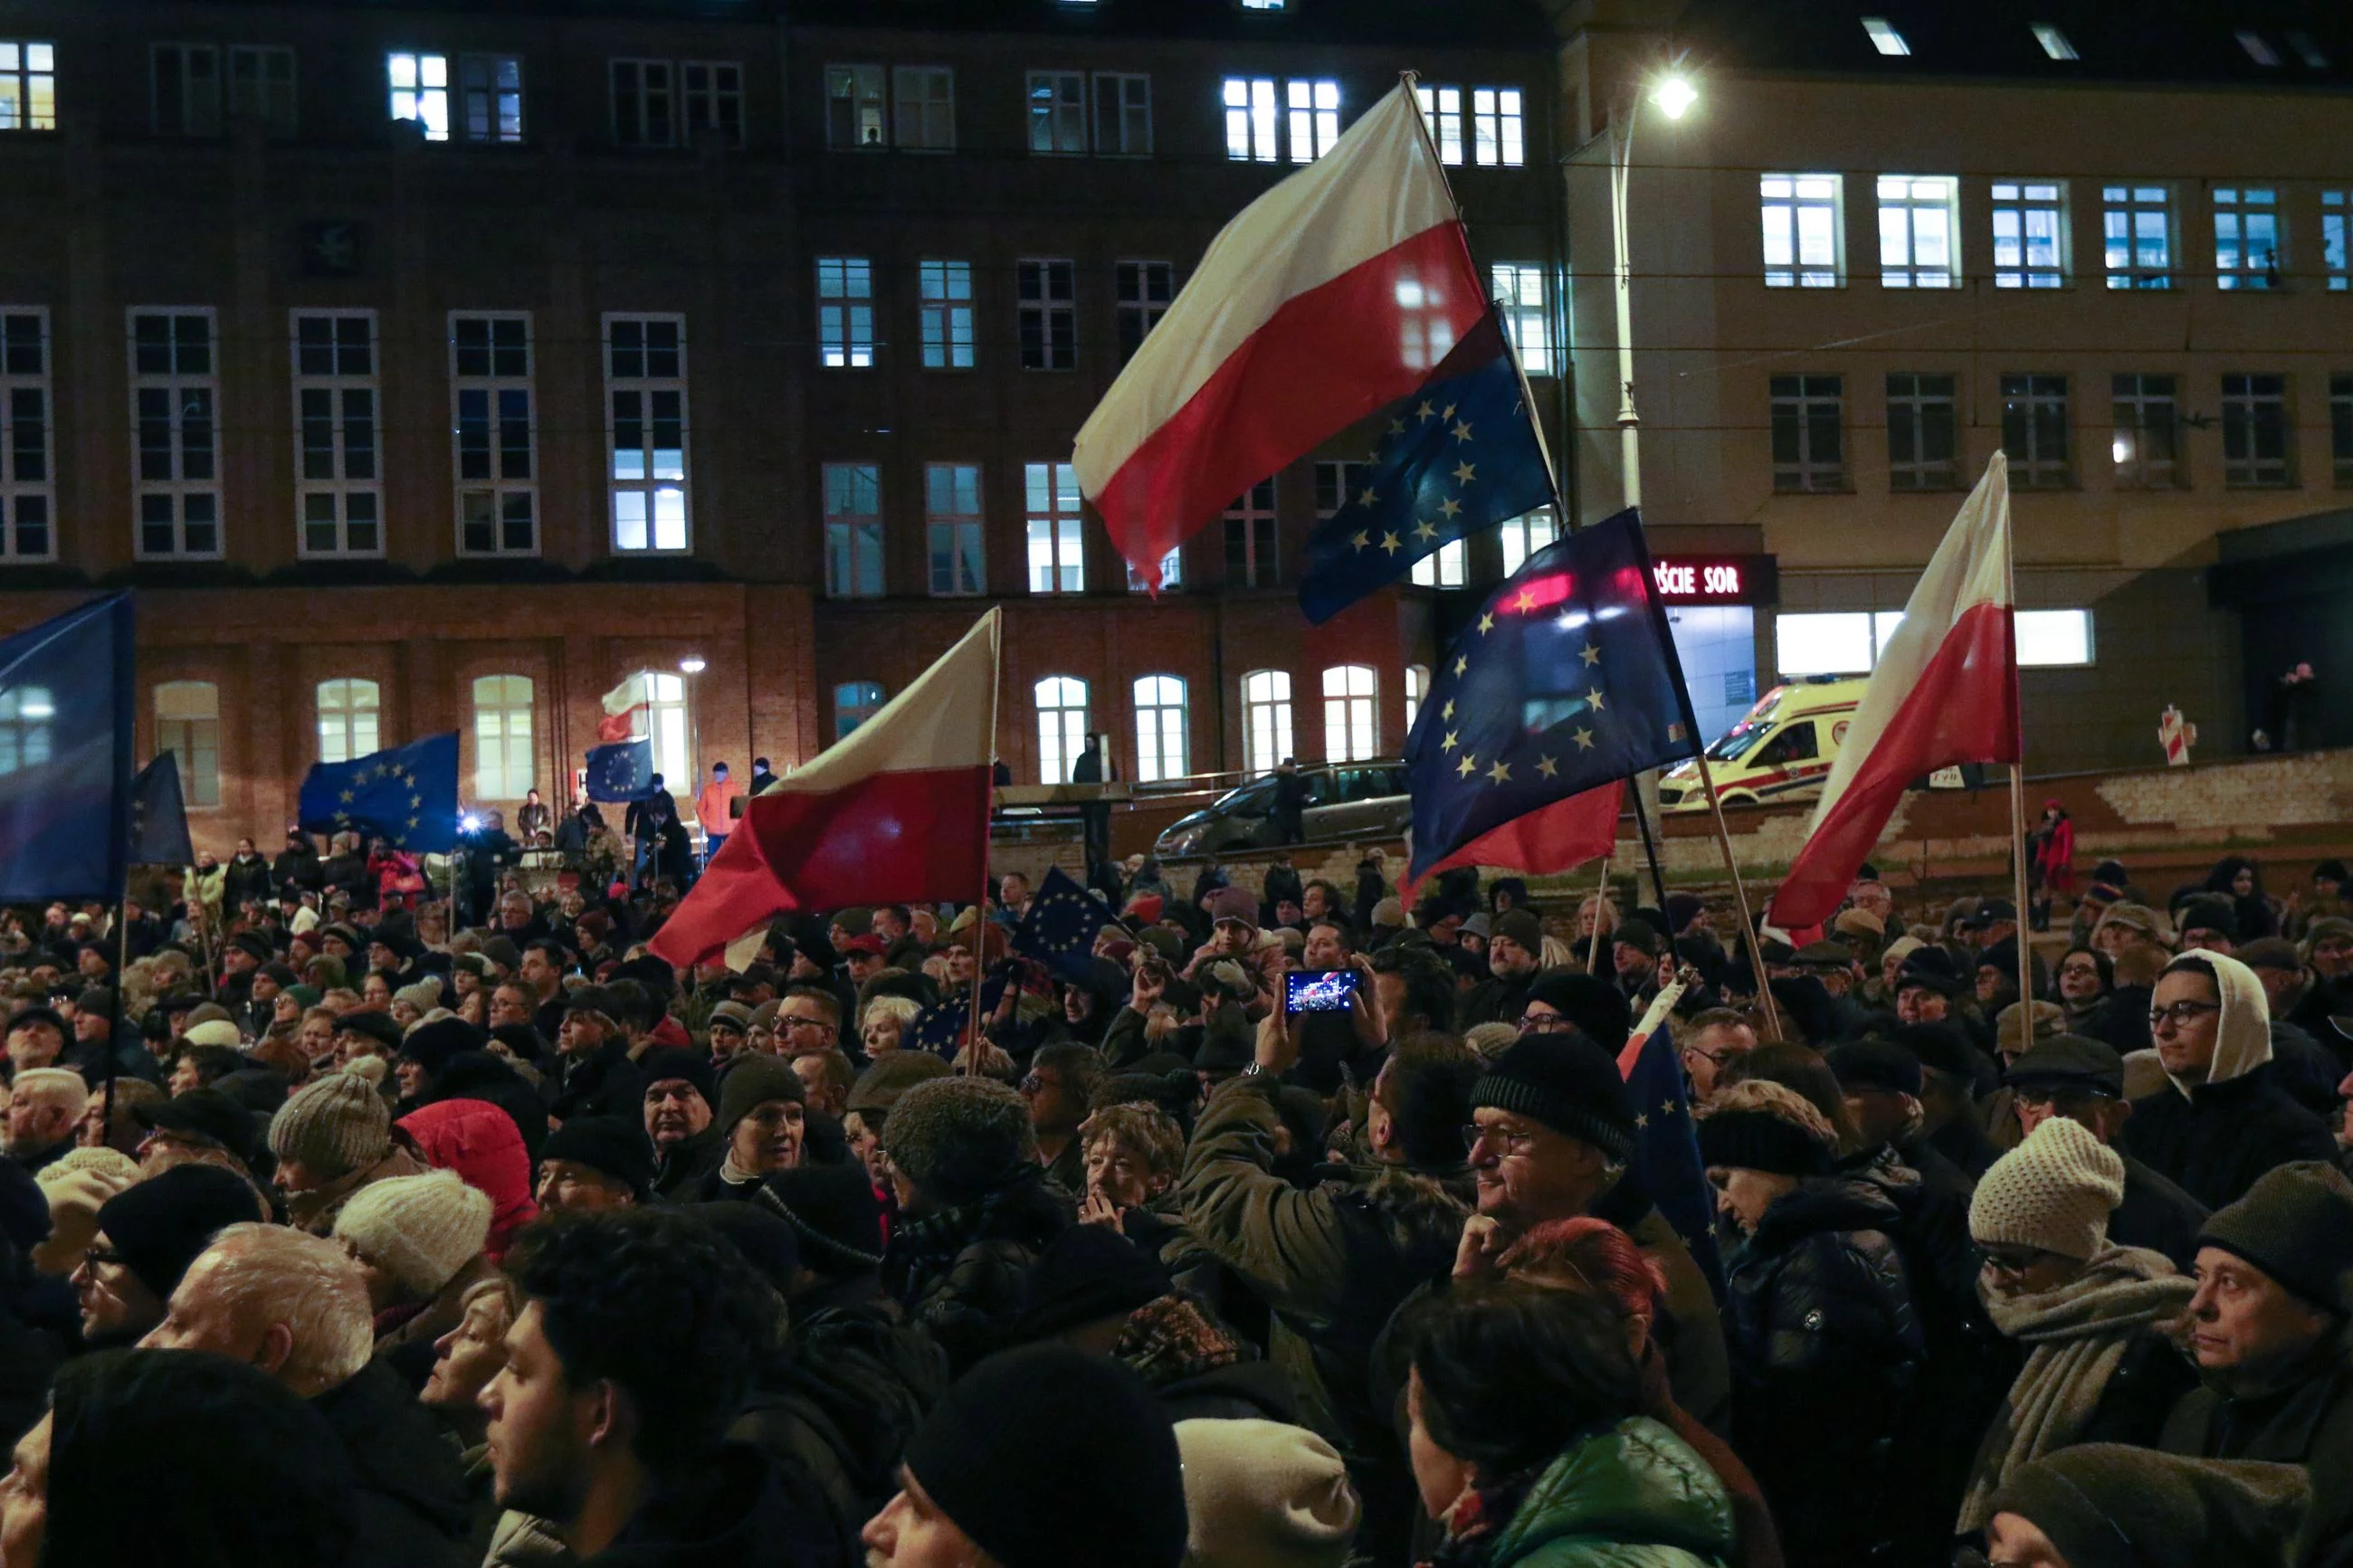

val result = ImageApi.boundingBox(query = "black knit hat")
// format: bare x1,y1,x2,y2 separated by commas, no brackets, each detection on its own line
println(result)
1015,1225,1170,1340
1696,1108,1832,1177
756,1164,885,1277
2176,897,2238,943
96,1165,261,1301
2198,1161,2353,1314
1825,1039,1924,1098
905,1345,1189,1568
715,1055,803,1138
1520,970,1634,1051
538,1116,655,1198
637,1047,717,1111
1472,1033,1636,1160
1491,909,1543,953
1989,1443,2310,1568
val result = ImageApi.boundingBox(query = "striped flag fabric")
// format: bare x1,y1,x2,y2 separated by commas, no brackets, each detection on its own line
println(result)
598,672,649,745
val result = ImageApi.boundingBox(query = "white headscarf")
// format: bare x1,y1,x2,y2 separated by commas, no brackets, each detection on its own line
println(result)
2160,948,2272,1098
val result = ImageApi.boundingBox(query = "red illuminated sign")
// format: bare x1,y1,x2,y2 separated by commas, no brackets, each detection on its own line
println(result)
1650,556,1777,605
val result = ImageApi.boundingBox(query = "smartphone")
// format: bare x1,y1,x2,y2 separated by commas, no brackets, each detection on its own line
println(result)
1285,969,1360,1014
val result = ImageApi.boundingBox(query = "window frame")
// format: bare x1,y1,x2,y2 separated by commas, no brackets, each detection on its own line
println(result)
680,61,742,147
1876,175,1960,289
1034,676,1090,785
1132,673,1189,784
386,50,449,141
2101,185,2176,290
2213,186,2282,291
2331,373,2353,488
1323,664,1379,764
1223,480,1280,588
449,309,538,558
316,677,382,767
459,52,524,144
919,258,976,370
1222,76,1279,162
891,64,956,152
1884,372,1959,491
817,255,876,370
471,673,536,801
2110,372,2181,489
1769,374,1847,493
2220,373,2295,489
825,62,886,148
128,306,224,561
153,679,222,810
1092,71,1151,156
1415,84,1464,166
1016,258,1077,372
1115,260,1173,365
1497,506,1559,576
1760,173,1843,289
1490,261,1551,374
604,312,691,555
1989,180,2067,289
1284,78,1339,164
0,308,54,563
291,308,384,559
925,460,986,596
1027,70,1088,155
1024,461,1085,594
1241,669,1294,775
822,461,885,599
2000,373,2074,489
151,42,223,138
834,679,886,741
610,57,676,147
1471,86,1523,167
0,42,58,133
226,44,297,137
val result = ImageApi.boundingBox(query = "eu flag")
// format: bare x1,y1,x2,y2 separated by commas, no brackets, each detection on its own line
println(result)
1623,1026,1724,1297
1013,867,1119,984
1297,314,1557,624
1405,509,1700,886
129,754,194,868
585,738,655,803
0,594,135,903
298,732,462,854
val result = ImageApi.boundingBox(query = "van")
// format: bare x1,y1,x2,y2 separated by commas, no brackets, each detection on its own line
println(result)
1154,761,1412,856
1658,678,1867,813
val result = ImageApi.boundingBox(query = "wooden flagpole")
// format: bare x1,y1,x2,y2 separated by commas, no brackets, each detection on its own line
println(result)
2005,486,2034,1012
1585,856,1612,975
1689,753,1784,1042
967,612,1003,1075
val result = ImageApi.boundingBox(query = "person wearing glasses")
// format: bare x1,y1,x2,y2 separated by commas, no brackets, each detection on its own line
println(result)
1955,1116,2197,1539
71,1164,263,1351
2117,951,2337,1210
2005,1034,2207,1270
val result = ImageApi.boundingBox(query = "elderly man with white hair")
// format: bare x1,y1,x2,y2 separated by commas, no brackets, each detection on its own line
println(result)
5,1067,87,1174
144,1222,472,1568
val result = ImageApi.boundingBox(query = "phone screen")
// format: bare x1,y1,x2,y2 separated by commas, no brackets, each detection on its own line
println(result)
1285,969,1359,1014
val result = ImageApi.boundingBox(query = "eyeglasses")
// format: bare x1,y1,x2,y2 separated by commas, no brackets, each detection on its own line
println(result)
81,1247,126,1272
2148,1000,2223,1031
1517,1012,1573,1033
1462,1121,1539,1156
1977,1244,2051,1277
780,1014,834,1033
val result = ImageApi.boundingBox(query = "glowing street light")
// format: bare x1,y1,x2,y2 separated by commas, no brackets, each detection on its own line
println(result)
678,655,707,675
1650,73,1698,119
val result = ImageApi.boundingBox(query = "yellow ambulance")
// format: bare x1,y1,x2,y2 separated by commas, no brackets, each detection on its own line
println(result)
1658,678,1868,813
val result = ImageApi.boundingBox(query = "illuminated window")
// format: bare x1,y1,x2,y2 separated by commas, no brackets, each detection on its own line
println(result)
1242,670,1293,774
154,680,220,807
1498,507,1560,576
606,314,689,552
387,52,447,140
817,257,874,368
925,461,985,596
0,43,57,131
1761,174,1842,288
1133,675,1188,783
462,54,523,143
1323,664,1378,762
1491,262,1551,373
1471,87,1522,167
834,680,884,739
472,675,535,800
2214,188,2281,290
1035,677,1089,784
2110,373,2179,489
1405,664,1429,729
2324,192,2351,291
825,64,885,147
1990,181,2066,288
317,679,380,765
1862,17,1910,54
1415,84,1462,165
2102,185,2173,290
1025,461,1083,593
1224,480,1278,587
919,259,976,369
1877,176,1958,288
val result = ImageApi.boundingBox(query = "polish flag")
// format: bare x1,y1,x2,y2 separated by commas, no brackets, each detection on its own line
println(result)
1401,783,1623,908
1769,456,2021,928
648,611,1000,968
597,673,649,745
1075,81,1487,590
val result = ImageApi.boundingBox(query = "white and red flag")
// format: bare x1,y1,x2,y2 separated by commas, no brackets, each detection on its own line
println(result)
1768,455,2021,928
649,610,1000,967
597,673,649,745
1074,81,1488,590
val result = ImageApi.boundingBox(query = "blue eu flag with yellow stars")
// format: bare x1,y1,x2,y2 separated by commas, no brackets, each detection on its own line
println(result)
129,754,194,868
298,732,462,854
1298,313,1558,624
1405,508,1700,885
1623,1024,1724,1297
1013,867,1120,985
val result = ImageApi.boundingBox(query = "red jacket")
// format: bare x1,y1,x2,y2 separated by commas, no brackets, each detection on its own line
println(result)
397,1098,538,1260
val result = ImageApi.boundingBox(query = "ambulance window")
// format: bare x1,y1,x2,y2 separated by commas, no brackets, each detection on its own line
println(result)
1755,720,1818,765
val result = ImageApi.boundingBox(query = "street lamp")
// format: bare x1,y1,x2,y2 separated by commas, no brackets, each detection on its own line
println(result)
1610,66,1698,510
677,657,706,823
678,656,706,675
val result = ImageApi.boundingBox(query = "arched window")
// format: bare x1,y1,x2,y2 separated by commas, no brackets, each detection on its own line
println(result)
1404,664,1429,732
472,674,534,799
1132,674,1188,783
834,679,885,739
1241,670,1292,774
155,680,220,807
317,678,380,764
1034,676,1089,783
1323,663,1377,761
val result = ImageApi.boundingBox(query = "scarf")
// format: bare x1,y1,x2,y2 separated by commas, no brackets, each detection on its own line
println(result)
1956,1244,2194,1531
1115,1293,1250,1389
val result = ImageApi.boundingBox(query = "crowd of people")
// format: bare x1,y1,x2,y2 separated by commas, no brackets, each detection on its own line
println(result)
0,832,2348,1568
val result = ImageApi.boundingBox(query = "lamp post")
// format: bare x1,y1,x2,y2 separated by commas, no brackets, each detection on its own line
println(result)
1608,69,1697,511
678,655,706,842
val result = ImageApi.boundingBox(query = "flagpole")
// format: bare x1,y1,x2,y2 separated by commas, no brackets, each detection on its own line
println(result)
1585,856,1611,976
1625,782,1672,915
1689,752,1783,1042
968,613,1003,1076
2005,482,2034,1012
104,884,127,1137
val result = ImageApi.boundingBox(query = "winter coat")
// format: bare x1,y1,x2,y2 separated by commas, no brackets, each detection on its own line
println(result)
576,1442,844,1568
223,851,275,912
1475,1416,1737,1568
2162,1325,2353,1568
397,1098,538,1259
313,1359,473,1568
882,1168,1072,1373
546,1039,647,1126
1590,1177,1733,1438
286,1145,430,1236
1720,1177,1924,1568
2110,1154,2210,1270
652,1126,726,1201
414,1051,549,1169
273,844,324,894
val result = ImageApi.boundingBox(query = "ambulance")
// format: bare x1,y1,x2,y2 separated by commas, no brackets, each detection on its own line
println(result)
1657,678,1868,813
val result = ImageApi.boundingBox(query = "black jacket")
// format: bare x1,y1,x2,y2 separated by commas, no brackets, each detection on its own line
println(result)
2110,1154,2210,1270
580,1442,843,1568
222,852,275,912
312,1360,472,1568
546,1038,648,1126
272,844,323,894
653,1127,726,1201
883,1170,1072,1374
2119,1064,2340,1209
414,1051,548,1168
2162,1329,2353,1568
1454,972,1534,1031
1722,1177,1924,1568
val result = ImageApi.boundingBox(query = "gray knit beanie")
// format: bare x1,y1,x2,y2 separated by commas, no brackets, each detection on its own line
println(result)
267,1069,391,1179
332,1169,490,1298
394,979,444,1017
883,1076,1034,1206
1969,1114,2125,1261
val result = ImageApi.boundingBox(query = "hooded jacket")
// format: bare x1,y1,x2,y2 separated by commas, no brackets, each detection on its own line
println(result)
2120,953,2338,1209
1474,1416,1737,1568
396,1098,538,1259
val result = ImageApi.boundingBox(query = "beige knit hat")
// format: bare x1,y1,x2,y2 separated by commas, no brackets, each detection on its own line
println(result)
332,1169,491,1299
1969,1115,2125,1260
1175,1419,1360,1568
267,1069,391,1179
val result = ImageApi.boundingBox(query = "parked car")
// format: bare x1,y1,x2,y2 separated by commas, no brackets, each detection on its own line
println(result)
1154,761,1411,856
1658,678,1864,813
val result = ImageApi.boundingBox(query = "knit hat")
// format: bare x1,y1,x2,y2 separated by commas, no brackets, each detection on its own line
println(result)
1694,1105,1832,1177
1175,1419,1360,1568
181,1019,242,1048
229,932,273,964
1519,970,1633,1051
2197,1161,2353,1314
846,1050,953,1119
332,1169,491,1298
1612,918,1660,955
1825,1039,1924,1098
538,1116,654,1198
1881,934,1925,970
715,1054,803,1139
1472,1034,1636,1161
1491,909,1542,953
479,936,522,974
884,1076,1035,1205
95,1165,262,1301
756,1164,886,1276
394,980,444,1018
2176,897,2238,943
1969,1115,2126,1260
1205,887,1259,927
1988,1444,2310,1568
708,1002,755,1036
1015,1225,1170,1339
266,1070,391,1179
906,1345,1189,1568
638,1047,717,1111
2006,1035,2128,1098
